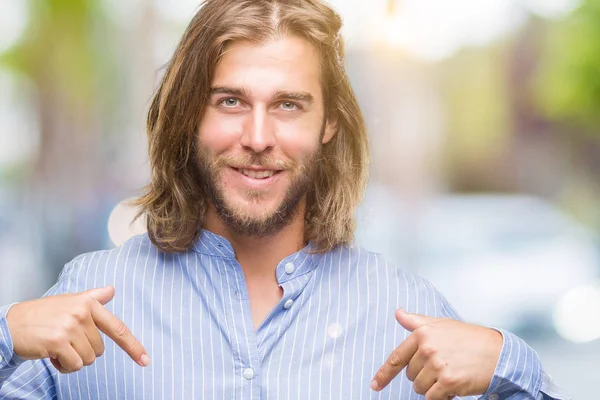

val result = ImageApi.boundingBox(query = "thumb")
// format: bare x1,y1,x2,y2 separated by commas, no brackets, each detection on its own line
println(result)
84,286,115,305
395,308,437,332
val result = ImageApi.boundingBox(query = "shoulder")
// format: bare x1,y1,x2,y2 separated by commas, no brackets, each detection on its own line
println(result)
55,234,160,293
333,242,461,320
331,242,433,288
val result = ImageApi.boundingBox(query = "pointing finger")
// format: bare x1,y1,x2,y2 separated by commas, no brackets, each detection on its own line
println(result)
371,333,418,391
90,302,150,367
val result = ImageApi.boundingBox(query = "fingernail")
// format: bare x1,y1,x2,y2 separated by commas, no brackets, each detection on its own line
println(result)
139,354,151,367
370,380,379,391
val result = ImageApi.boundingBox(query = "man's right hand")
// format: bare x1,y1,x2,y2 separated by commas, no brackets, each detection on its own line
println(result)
5,286,150,374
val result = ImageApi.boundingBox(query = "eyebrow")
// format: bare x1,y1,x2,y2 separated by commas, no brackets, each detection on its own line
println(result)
273,90,314,105
210,86,251,98
209,86,314,105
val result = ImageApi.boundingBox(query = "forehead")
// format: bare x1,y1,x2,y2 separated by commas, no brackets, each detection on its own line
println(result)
211,36,323,99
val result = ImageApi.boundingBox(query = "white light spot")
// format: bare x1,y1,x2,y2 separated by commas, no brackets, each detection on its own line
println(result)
553,282,600,343
525,0,580,19
323,352,335,368
380,0,526,61
154,0,202,22
327,322,344,339
0,0,28,53
107,198,147,247
0,70,39,168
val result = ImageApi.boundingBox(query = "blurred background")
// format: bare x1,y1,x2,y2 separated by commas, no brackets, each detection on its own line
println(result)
0,0,599,397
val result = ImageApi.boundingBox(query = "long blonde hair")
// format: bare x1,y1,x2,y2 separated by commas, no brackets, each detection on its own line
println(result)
136,0,370,253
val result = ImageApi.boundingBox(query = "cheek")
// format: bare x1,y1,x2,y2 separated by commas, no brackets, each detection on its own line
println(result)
198,110,241,153
274,120,323,160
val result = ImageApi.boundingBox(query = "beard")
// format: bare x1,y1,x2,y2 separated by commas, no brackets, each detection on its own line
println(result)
195,143,322,238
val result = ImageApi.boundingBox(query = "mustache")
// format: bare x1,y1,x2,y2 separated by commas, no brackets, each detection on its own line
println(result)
212,154,296,170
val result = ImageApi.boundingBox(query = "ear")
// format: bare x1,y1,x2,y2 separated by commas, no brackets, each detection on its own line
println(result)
322,115,338,145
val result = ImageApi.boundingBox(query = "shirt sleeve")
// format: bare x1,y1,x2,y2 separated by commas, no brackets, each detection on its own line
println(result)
0,303,58,399
0,263,74,398
480,328,571,400
0,304,26,383
430,286,570,400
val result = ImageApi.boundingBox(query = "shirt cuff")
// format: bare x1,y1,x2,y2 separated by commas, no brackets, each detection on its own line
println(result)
481,328,543,400
539,370,571,400
0,303,26,370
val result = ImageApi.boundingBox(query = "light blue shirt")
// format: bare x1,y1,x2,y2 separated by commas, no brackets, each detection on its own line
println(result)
0,231,567,399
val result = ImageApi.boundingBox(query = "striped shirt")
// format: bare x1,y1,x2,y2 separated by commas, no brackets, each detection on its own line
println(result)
0,231,566,399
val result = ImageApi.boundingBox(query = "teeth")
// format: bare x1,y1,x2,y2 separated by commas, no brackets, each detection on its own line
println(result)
239,169,276,179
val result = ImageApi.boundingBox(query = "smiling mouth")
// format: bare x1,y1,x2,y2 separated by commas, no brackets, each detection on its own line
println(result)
234,167,282,179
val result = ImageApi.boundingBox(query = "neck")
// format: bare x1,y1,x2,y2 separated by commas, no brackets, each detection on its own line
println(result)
203,201,307,279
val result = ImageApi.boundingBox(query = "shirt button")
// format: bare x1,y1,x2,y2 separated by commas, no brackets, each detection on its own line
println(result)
488,394,499,400
284,299,294,309
284,262,295,274
243,367,255,380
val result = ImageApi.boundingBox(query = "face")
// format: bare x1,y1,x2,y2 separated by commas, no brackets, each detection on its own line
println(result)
197,35,337,237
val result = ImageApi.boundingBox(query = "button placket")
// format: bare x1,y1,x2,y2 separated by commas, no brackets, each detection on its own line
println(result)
220,258,261,398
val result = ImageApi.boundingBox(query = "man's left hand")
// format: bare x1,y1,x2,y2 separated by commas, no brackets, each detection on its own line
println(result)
371,309,503,399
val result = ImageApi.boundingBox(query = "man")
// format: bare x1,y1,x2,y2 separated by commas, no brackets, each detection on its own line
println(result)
0,0,567,399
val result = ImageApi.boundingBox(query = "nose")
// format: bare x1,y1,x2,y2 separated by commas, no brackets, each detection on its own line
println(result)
240,107,276,153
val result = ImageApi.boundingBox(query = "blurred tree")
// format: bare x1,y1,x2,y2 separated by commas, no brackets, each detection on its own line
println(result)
533,1,600,229
535,0,600,135
438,42,516,193
0,0,121,277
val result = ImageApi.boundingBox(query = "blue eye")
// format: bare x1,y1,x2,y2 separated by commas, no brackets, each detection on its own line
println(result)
280,101,298,111
220,98,239,107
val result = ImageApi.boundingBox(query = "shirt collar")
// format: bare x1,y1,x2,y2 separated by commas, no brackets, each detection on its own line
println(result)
192,229,236,258
191,229,323,283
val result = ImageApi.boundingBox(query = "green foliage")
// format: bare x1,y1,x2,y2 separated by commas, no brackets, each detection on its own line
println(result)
439,44,512,163
0,0,114,106
535,0,600,134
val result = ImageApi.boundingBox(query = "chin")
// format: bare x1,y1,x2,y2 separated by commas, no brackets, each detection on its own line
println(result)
229,191,283,210
213,181,306,236
232,205,281,223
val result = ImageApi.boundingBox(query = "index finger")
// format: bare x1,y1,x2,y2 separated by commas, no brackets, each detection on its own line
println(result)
371,333,418,391
91,302,150,367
